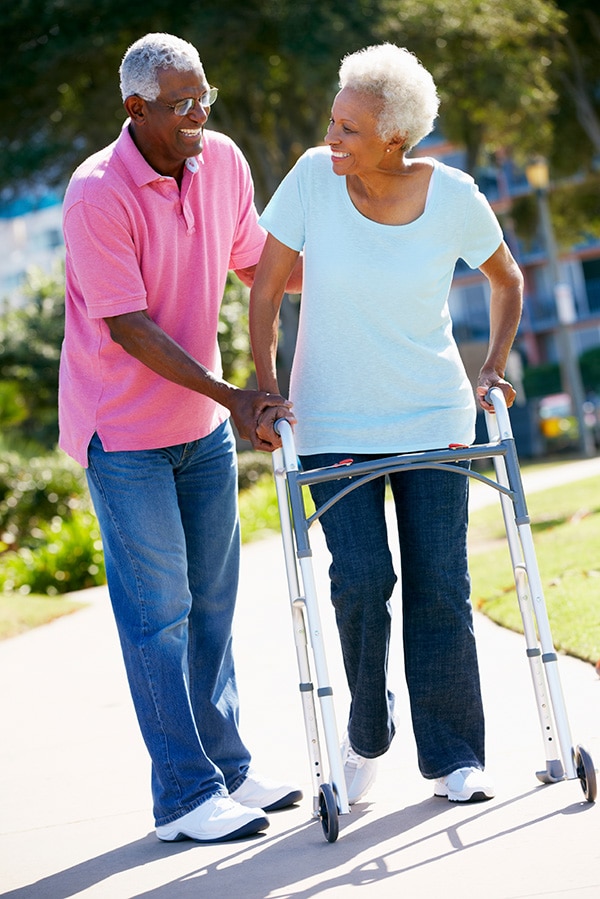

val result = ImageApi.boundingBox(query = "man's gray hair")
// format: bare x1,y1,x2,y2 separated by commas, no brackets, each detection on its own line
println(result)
119,33,204,101
339,43,439,151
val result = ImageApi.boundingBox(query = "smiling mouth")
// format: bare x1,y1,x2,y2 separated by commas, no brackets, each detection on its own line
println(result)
180,128,203,138
331,151,350,159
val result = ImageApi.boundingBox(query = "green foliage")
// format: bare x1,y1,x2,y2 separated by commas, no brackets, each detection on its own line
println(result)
380,0,567,171
1,0,589,202
522,361,562,398
0,0,392,203
514,174,600,252
0,509,105,596
0,445,88,551
237,450,275,491
238,473,282,543
549,1,600,178
522,345,600,399
0,263,65,450
551,175,600,246
0,443,105,595
218,273,252,387
580,346,600,392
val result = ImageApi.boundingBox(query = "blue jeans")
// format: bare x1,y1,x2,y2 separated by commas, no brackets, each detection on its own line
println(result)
300,453,485,779
86,420,251,826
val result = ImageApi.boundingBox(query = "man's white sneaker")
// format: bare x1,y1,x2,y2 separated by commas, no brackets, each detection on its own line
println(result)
341,736,378,805
434,766,495,802
230,769,303,811
156,795,269,842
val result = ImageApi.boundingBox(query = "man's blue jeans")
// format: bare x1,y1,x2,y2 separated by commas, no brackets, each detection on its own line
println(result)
86,420,251,826
300,453,485,779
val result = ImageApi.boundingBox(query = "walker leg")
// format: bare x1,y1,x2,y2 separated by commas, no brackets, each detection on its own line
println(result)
272,443,350,831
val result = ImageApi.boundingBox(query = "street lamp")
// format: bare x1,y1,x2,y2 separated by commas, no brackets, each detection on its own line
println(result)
525,157,595,457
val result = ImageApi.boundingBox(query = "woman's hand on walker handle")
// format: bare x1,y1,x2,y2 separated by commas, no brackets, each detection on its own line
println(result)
228,389,294,452
476,371,516,413
256,402,297,451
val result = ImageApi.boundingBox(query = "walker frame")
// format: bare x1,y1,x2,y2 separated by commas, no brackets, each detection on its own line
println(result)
271,387,596,842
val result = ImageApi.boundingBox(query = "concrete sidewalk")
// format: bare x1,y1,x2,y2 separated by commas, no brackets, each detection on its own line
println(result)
1,459,599,898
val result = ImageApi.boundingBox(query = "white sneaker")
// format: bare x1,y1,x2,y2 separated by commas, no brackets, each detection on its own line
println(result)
156,795,269,842
434,766,495,802
341,735,378,804
230,768,303,811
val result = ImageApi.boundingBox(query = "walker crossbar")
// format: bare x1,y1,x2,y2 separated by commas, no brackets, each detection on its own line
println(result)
272,387,595,841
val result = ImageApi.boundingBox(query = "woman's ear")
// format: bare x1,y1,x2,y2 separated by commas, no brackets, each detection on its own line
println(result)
387,134,407,154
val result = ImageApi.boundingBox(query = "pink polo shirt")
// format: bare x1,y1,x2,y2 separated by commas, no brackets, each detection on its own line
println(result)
59,122,266,467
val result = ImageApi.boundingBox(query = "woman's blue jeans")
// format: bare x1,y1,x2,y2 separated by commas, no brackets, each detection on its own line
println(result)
86,420,251,826
300,453,485,779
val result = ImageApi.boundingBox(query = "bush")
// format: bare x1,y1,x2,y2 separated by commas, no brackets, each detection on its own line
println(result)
0,510,105,596
0,443,105,595
237,451,275,491
0,446,89,552
522,362,562,399
0,264,65,450
523,345,600,401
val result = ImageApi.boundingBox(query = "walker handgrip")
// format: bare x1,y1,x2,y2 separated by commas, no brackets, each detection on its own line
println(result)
274,418,299,471
485,387,513,440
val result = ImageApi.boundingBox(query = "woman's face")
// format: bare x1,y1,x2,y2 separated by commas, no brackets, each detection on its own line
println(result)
324,87,393,176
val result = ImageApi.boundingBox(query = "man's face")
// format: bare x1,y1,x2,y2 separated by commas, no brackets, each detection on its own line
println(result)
128,65,211,178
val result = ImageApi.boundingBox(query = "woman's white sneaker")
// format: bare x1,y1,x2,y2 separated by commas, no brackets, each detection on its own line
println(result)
341,736,378,804
156,795,269,842
434,766,495,802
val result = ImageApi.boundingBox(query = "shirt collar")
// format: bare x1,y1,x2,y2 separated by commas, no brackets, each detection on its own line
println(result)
116,120,204,186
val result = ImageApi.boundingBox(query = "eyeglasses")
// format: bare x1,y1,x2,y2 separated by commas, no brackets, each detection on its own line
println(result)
155,87,219,116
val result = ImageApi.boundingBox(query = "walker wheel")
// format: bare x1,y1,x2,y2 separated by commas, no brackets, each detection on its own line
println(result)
574,744,597,803
318,783,339,843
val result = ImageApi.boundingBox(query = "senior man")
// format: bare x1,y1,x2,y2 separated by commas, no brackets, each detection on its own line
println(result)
59,32,302,843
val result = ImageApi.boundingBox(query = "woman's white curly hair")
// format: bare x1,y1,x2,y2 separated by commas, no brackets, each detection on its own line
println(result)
119,33,204,101
338,43,439,151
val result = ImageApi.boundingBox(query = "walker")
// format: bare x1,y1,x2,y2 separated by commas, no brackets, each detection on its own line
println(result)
271,387,597,843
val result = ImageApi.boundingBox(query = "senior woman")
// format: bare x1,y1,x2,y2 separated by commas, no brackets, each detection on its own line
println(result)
250,43,523,805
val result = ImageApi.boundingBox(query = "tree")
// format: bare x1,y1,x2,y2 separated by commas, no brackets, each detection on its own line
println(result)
377,0,567,173
549,0,600,177
0,0,391,206
1,1,594,198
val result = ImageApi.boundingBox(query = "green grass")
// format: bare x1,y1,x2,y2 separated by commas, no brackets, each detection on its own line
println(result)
468,475,600,665
0,592,85,640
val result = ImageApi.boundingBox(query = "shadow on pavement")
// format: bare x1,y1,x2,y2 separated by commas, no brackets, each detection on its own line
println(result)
4,787,594,899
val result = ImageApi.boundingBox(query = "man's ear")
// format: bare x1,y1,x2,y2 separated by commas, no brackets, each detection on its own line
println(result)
124,95,145,124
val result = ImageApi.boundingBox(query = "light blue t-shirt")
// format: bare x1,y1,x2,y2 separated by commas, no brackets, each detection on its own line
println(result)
259,147,503,454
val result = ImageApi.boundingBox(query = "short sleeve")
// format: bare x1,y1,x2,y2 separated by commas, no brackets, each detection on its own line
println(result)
460,183,503,270
259,155,308,252
63,200,147,319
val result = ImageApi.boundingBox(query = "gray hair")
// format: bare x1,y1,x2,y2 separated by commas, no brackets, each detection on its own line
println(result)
119,33,204,101
338,43,439,151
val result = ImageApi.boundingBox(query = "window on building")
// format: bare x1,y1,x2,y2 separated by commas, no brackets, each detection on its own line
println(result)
582,259,600,313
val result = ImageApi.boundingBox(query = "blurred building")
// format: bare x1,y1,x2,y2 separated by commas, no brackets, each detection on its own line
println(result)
418,136,600,371
0,193,64,305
